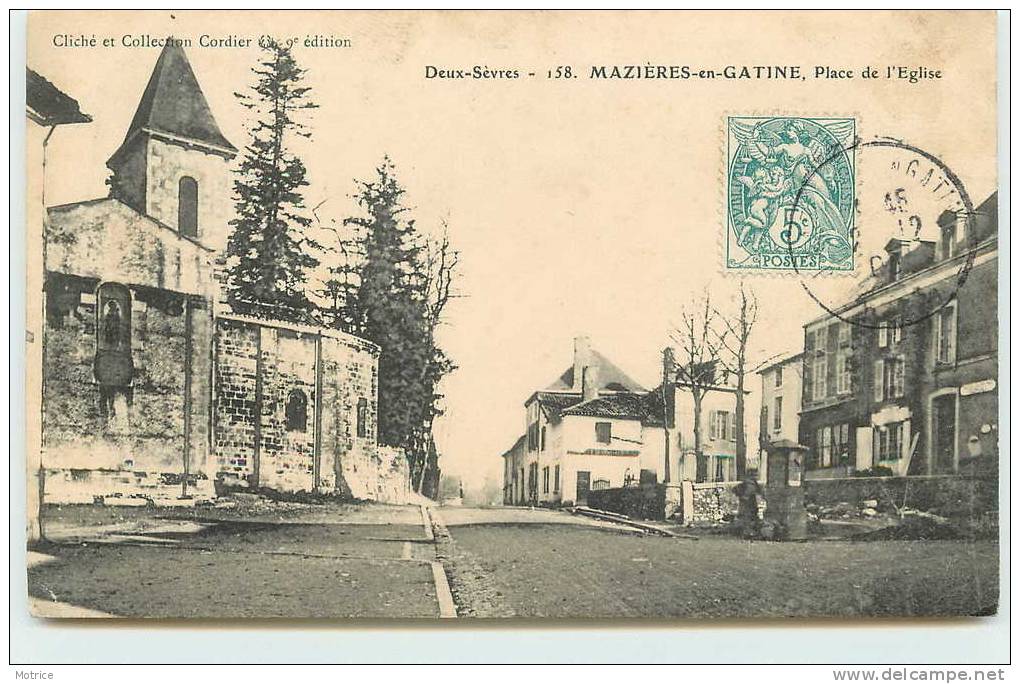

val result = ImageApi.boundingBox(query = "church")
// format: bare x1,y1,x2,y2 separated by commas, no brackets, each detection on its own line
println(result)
38,43,409,506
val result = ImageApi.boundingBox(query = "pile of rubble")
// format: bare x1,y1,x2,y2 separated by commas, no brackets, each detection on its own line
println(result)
806,499,892,525
807,498,998,541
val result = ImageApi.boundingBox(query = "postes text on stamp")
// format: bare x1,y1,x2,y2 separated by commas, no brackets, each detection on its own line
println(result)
726,116,856,272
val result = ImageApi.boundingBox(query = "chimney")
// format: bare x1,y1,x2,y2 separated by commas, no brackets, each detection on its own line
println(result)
572,336,591,392
582,364,600,403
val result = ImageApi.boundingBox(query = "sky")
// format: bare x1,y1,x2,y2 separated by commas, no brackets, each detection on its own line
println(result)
29,11,998,491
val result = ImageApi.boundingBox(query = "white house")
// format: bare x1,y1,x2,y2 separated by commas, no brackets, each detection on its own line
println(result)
502,337,749,506
756,351,804,483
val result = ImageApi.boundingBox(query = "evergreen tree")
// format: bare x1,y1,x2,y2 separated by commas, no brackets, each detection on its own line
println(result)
334,158,458,493
224,40,320,322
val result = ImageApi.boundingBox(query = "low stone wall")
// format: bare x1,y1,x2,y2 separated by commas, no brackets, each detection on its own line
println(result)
690,481,742,525
587,474,998,526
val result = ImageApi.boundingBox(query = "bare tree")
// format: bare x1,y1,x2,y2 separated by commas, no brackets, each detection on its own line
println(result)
410,219,460,494
711,282,782,480
669,290,724,483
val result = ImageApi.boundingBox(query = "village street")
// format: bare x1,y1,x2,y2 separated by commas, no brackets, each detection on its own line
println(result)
27,502,997,620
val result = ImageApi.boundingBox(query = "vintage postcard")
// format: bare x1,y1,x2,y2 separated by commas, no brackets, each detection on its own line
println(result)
24,10,1000,620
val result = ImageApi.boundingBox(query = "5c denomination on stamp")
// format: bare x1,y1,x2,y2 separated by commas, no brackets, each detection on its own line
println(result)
726,116,856,272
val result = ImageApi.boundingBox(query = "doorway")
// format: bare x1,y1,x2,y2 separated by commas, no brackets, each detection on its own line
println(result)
575,470,590,505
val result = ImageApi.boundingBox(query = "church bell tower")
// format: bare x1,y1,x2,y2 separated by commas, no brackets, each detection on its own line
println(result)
107,41,237,252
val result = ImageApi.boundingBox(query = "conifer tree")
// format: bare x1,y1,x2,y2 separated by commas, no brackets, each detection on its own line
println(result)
224,40,320,321
332,158,458,493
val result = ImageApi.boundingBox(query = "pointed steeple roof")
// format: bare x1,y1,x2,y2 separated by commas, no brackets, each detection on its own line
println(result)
112,40,236,160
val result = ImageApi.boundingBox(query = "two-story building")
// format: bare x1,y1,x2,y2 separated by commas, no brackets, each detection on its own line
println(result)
501,337,746,506
659,361,745,484
798,193,998,478
511,336,658,506
501,434,525,505
756,351,803,482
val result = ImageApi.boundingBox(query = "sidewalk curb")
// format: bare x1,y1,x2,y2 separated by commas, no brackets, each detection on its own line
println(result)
422,506,457,618
430,561,457,618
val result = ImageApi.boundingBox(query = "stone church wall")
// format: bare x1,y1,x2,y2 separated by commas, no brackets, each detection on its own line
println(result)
213,315,409,502
41,273,215,504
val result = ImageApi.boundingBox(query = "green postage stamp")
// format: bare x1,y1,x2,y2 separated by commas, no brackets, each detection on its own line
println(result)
726,116,856,272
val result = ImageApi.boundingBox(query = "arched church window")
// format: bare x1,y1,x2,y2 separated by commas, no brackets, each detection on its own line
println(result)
286,389,308,432
178,176,199,238
94,282,133,387
356,397,368,438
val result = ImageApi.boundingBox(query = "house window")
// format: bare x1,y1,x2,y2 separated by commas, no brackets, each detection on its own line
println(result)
838,322,851,346
814,425,840,468
836,423,851,465
935,304,957,364
881,356,905,400
774,367,783,388
715,457,725,482
542,466,550,494
356,397,368,438
889,252,901,281
836,351,852,395
707,411,735,441
891,317,902,344
773,397,783,432
595,422,612,444
709,411,725,440
875,422,904,461
528,422,540,451
540,425,546,451
286,389,308,432
178,176,199,238
821,425,833,467
880,317,902,348
554,465,560,493
939,219,955,261
816,327,828,352
812,354,827,401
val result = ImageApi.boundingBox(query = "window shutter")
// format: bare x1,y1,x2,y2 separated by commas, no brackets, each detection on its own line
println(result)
942,305,950,360
934,313,943,363
873,360,884,402
803,357,813,402
894,358,905,397
878,326,888,348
